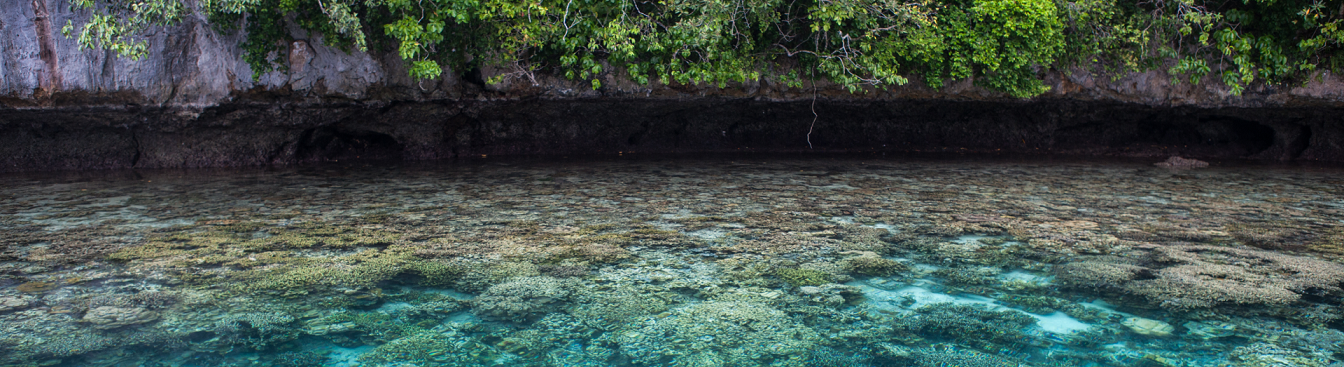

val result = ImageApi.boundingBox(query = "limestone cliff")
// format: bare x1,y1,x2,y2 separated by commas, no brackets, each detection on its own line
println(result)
2,0,1343,171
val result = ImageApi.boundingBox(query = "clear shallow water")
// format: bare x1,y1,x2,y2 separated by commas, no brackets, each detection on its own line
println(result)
1,155,1342,367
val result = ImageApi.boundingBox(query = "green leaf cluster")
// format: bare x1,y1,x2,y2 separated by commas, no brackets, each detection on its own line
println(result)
61,0,1344,97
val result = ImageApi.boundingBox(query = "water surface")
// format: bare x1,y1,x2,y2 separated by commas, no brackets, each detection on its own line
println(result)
2,155,1343,367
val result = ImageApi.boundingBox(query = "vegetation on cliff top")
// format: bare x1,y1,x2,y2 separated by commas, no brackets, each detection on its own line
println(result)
63,0,1344,97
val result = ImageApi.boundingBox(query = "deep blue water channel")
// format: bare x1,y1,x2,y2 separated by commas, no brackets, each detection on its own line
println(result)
1,155,1343,367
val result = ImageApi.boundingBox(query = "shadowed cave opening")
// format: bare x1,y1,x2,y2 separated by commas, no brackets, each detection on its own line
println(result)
295,127,404,162
1198,118,1277,156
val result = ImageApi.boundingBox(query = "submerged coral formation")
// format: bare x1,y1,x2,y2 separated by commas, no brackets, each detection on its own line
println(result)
1059,245,1344,310
471,276,575,322
613,301,819,366
1,157,1343,367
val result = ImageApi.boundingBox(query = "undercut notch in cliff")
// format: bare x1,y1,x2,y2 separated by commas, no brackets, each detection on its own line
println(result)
31,0,62,95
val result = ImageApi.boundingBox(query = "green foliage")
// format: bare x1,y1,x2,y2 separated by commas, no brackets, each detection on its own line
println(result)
61,0,186,59
930,0,1066,97
65,0,1344,97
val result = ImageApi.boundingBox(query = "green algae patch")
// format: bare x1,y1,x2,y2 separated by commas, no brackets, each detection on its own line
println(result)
214,248,466,297
774,268,833,287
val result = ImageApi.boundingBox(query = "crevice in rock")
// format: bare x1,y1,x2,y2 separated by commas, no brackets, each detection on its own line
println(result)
129,127,141,168
1288,125,1313,159
296,127,404,162
31,0,61,93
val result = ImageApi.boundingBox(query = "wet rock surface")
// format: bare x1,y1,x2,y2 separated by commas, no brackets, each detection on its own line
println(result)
3,98,1341,171
2,1,1344,171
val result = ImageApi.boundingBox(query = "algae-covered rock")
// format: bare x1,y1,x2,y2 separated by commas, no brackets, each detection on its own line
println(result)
1121,316,1174,337
1183,320,1236,340
81,306,159,330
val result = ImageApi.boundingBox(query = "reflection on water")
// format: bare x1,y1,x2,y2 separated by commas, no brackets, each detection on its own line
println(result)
1,155,1343,367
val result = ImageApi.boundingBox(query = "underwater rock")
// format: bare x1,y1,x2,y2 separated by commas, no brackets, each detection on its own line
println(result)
0,296,31,312
798,284,863,306
1121,316,1174,337
304,321,357,336
1183,320,1236,340
1154,156,1209,168
81,306,159,330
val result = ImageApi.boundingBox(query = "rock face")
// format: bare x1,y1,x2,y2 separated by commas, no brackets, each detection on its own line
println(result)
2,1,1343,171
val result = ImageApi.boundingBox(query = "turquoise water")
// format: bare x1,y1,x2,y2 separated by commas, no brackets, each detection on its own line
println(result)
1,155,1342,367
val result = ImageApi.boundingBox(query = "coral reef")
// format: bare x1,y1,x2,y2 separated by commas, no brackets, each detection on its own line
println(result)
569,285,677,330
471,276,575,322
910,347,1031,367
843,255,908,276
4,155,1344,367
270,351,328,367
797,284,864,306
1227,222,1311,250
215,312,299,350
934,266,1002,287
358,326,495,366
897,303,1038,350
1057,245,1344,310
612,301,819,366
27,329,186,359
1230,343,1329,367
81,306,159,330
774,268,833,287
